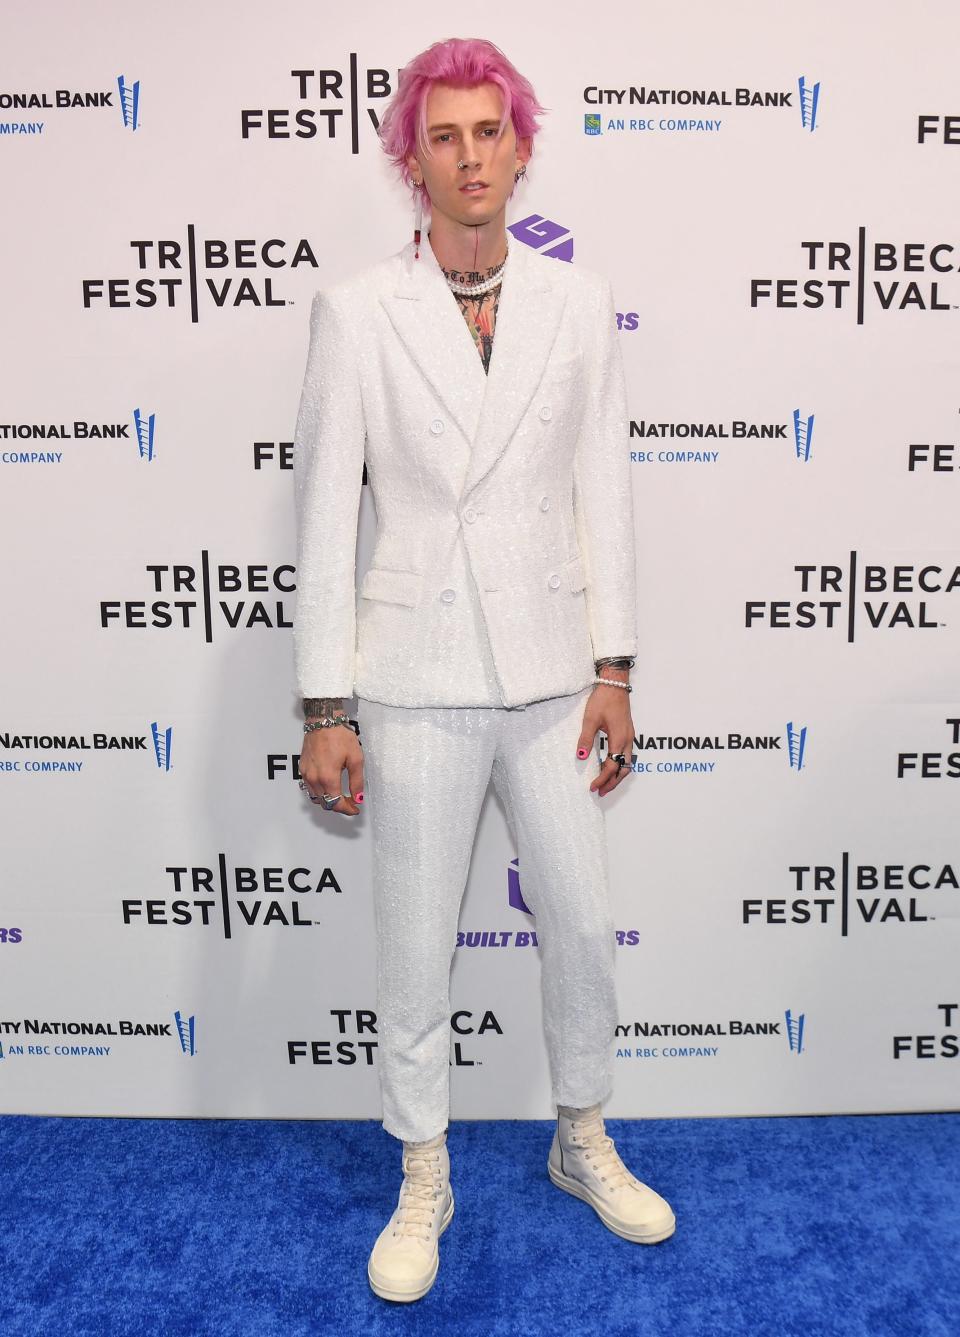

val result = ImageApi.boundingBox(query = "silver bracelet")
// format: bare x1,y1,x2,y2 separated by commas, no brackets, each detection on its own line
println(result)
303,714,351,733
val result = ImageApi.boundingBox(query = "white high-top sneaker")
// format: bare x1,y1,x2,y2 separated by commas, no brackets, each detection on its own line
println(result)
548,1103,676,1244
367,1128,454,1302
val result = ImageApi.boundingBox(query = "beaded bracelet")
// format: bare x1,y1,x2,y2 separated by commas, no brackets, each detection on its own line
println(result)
593,676,632,692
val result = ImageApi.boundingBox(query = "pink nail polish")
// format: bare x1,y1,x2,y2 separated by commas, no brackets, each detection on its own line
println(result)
577,748,588,759
355,792,364,802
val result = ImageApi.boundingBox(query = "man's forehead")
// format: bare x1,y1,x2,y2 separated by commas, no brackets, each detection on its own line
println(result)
424,81,504,126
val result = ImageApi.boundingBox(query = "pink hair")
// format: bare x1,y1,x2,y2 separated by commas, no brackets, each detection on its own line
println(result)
378,38,547,206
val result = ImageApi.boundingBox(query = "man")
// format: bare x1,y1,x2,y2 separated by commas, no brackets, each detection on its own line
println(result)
293,37,675,1304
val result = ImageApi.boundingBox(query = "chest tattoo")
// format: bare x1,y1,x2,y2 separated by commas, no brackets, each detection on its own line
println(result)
452,287,501,375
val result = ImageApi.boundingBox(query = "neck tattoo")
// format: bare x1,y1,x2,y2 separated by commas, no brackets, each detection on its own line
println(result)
439,254,507,286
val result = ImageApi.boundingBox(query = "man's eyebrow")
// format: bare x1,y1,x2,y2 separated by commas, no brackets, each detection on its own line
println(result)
426,118,502,132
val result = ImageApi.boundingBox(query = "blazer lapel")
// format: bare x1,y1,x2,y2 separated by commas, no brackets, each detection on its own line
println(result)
379,233,568,503
460,236,567,502
379,237,487,449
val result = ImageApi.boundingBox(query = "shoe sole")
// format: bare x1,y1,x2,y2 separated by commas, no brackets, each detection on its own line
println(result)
547,1162,676,1244
367,1189,455,1303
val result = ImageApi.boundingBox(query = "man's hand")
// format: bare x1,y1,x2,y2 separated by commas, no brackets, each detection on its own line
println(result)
299,723,365,816
576,671,634,797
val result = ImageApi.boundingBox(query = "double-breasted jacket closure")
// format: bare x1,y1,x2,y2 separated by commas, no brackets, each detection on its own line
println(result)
292,233,637,709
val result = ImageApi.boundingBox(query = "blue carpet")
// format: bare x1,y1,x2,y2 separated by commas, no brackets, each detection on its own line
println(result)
1,1112,956,1336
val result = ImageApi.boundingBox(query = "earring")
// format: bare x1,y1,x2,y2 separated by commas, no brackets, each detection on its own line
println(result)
412,178,423,259
514,163,527,183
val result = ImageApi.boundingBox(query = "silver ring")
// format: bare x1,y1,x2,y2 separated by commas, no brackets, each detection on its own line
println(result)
298,778,340,808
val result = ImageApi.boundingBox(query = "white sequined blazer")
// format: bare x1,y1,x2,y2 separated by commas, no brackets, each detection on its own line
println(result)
292,233,637,710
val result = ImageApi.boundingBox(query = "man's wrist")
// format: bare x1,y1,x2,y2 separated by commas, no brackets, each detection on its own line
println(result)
595,655,634,673
303,696,345,721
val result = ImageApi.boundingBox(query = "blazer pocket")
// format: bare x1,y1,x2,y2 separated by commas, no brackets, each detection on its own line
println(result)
359,566,422,607
564,552,587,593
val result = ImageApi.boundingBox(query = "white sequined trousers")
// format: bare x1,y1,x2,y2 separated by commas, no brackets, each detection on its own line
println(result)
356,683,619,1144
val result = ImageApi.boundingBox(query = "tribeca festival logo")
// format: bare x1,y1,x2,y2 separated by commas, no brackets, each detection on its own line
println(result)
583,75,819,137
917,115,960,145
287,1007,504,1072
82,229,320,322
614,1010,803,1062
121,854,347,938
99,550,295,638
745,552,960,639
0,75,139,138
629,407,816,464
743,853,959,936
897,717,960,780
0,721,174,776
454,856,641,951
241,59,396,153
893,1003,958,1060
253,436,369,487
907,411,960,475
751,229,959,324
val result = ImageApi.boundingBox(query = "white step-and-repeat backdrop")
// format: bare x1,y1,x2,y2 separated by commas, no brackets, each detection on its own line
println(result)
2,2,958,1119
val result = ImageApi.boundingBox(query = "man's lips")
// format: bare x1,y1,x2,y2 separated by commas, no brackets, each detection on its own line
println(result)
460,182,489,193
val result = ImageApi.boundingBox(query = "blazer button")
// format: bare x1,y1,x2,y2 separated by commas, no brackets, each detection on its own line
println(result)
440,587,456,603
430,418,445,435
547,573,561,590
463,507,477,523
538,405,553,422
539,496,550,511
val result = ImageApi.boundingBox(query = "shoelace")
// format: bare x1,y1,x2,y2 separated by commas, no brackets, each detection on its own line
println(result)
393,1146,445,1241
568,1113,635,1191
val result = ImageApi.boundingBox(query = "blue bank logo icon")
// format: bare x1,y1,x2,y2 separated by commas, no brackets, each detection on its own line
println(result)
134,408,156,461
151,722,173,771
787,721,808,771
174,1010,197,1056
798,77,820,131
793,409,815,461
584,113,602,136
785,1008,806,1052
117,76,140,131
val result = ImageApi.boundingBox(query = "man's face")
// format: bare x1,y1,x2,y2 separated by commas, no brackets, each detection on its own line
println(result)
408,81,529,229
